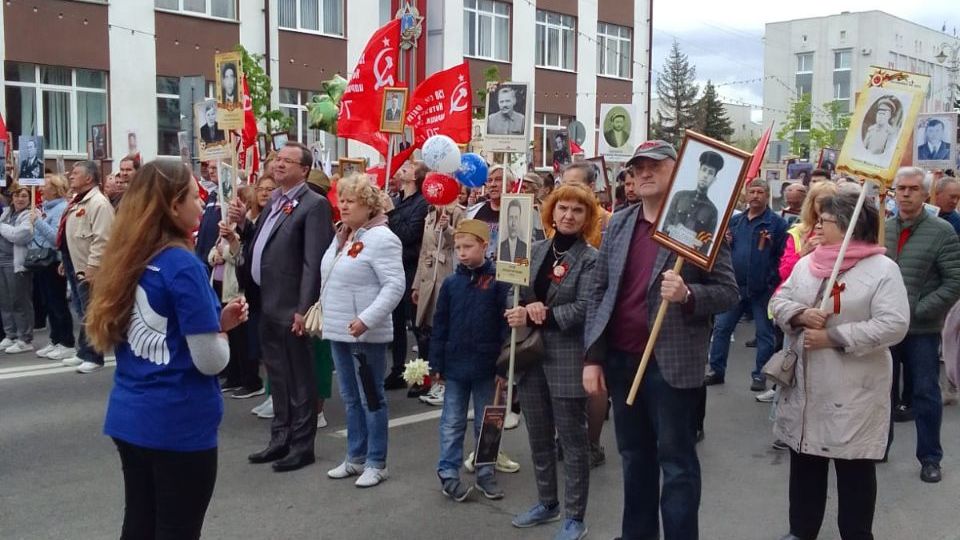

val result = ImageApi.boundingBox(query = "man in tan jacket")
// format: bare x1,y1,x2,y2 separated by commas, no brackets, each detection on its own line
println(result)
60,160,114,373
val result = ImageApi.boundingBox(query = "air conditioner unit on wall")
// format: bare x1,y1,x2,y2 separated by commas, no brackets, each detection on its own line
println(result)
861,48,872,55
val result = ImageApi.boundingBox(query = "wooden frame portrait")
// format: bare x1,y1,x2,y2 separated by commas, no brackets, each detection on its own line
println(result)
91,123,108,160
495,193,535,286
338,157,367,178
196,99,229,161
653,131,751,271
271,132,289,151
913,112,957,170
484,81,529,153
380,87,408,134
215,51,244,130
585,156,609,193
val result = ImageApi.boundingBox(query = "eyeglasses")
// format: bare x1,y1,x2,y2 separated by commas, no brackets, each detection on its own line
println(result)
275,157,303,166
815,217,838,227
256,186,278,193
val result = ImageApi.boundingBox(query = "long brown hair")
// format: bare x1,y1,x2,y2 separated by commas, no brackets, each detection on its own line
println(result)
86,160,195,352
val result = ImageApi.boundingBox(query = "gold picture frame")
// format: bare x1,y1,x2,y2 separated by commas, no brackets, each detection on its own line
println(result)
338,157,367,178
380,87,409,134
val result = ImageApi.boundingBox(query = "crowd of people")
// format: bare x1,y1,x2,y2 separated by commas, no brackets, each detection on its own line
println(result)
1,139,959,540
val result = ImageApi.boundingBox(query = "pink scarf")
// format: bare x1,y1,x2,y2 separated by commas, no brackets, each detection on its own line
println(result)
808,241,887,278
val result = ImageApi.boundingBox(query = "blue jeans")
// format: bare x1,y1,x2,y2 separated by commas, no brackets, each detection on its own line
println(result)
606,350,701,540
330,341,389,469
890,334,943,466
437,377,495,482
63,255,103,365
708,293,774,381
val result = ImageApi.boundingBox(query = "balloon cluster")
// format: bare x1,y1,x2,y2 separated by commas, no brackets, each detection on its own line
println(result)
420,134,488,206
307,75,348,134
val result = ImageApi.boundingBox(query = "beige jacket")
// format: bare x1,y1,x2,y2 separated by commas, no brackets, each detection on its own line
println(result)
411,206,464,328
769,254,909,460
64,186,114,274
207,240,242,302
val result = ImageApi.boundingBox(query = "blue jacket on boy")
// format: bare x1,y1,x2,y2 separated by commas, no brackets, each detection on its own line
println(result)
430,258,510,381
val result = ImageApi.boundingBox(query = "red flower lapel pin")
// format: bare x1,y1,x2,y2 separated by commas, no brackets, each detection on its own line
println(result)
75,207,86,218
282,199,299,215
347,241,364,258
550,261,570,283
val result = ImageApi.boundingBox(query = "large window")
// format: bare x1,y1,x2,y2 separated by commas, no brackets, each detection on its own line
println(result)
279,0,344,36
155,0,236,20
833,49,852,114
535,10,575,71
463,0,510,62
532,113,573,170
795,52,813,99
597,22,632,79
4,62,107,155
157,77,181,157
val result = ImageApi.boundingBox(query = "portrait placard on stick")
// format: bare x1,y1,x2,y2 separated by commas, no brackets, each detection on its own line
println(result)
837,67,929,189
484,81,529,154
598,104,636,162
913,112,957,171
338,157,366,177
17,135,45,187
91,124,107,160
0,140,7,188
215,51,244,131
495,193,534,286
217,159,236,223
196,99,229,161
380,87,408,134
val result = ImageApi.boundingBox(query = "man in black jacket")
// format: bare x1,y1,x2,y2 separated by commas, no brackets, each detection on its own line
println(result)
385,160,429,391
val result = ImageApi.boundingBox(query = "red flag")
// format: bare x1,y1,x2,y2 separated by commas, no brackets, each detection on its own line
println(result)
0,110,7,143
337,20,401,156
745,122,774,181
389,62,473,178
236,75,259,180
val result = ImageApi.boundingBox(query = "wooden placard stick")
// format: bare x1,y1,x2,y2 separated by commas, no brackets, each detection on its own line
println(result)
818,182,869,313
504,283,520,412
626,257,685,405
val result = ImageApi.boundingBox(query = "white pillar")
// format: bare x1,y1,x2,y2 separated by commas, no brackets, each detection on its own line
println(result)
576,1,598,156
512,0,537,133
239,0,266,57
632,0,651,142
345,0,384,164
267,0,280,112
0,4,6,123
109,2,158,161
440,0,465,72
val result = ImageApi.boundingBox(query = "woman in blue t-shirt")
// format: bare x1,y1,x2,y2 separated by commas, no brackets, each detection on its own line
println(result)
86,160,248,540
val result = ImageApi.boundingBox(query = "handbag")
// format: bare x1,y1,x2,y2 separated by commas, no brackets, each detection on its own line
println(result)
761,341,799,388
497,325,545,373
304,241,349,337
24,240,58,270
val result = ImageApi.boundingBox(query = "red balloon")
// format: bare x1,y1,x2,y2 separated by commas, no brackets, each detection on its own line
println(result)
366,164,386,189
422,172,459,206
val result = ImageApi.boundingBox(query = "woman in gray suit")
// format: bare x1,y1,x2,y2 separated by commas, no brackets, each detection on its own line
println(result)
505,184,598,540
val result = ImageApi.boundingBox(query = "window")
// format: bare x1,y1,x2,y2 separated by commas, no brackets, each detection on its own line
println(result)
840,30,846,39
279,0,344,36
463,0,510,62
156,77,181,157
796,53,813,73
155,0,236,20
279,88,344,157
833,49,852,114
4,62,107,155
532,113,573,169
795,52,813,99
535,10,575,70
597,22,632,79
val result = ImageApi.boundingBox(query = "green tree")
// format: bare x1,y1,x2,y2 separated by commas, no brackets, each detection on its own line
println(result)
809,100,851,151
776,93,812,157
695,81,734,141
475,66,503,119
234,44,292,132
653,41,699,147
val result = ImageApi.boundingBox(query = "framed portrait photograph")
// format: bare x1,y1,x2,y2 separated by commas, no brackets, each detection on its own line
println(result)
484,81,529,153
470,119,486,154
837,67,929,188
91,124,108,160
817,147,837,175
598,104,636,161
548,129,572,169
380,87,408,134
217,160,236,222
177,130,192,164
126,130,139,156
0,140,6,188
16,135,45,186
495,193,534,286
653,131,751,271
195,99,229,161
913,112,957,170
474,405,507,466
338,157,366,178
585,155,611,192
271,132,289,152
215,51,243,130
256,133,268,160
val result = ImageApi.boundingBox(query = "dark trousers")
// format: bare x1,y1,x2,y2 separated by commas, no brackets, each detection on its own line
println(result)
63,252,103,365
260,318,317,455
606,350,701,540
36,263,75,347
889,334,943,465
32,270,46,329
892,354,914,408
212,282,260,390
788,450,876,540
415,325,432,365
390,291,413,374
113,438,217,540
708,293,776,381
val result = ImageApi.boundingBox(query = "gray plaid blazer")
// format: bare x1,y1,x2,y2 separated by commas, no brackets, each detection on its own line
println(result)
584,204,739,389
516,238,597,398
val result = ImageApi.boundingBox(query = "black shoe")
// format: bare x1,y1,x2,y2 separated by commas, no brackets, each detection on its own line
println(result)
920,462,942,483
893,404,915,423
221,383,242,393
384,372,407,390
407,383,429,398
703,373,725,386
231,385,266,399
272,452,315,472
248,444,290,464
750,378,766,392
745,338,757,348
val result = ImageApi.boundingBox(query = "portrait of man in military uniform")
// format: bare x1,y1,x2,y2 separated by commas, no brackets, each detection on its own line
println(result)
486,85,526,136
662,150,724,255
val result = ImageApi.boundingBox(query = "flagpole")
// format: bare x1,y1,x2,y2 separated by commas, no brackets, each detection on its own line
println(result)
385,135,396,189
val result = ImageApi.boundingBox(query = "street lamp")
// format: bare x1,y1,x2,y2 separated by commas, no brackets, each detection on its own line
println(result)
935,41,959,112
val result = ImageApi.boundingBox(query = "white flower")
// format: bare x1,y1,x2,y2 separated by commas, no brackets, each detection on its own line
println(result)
402,358,431,386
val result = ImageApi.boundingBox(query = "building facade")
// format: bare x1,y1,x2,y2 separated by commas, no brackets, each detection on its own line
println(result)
764,10,960,157
0,0,650,173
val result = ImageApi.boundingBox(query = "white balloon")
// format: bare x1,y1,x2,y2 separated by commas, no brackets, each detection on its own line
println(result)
422,135,462,174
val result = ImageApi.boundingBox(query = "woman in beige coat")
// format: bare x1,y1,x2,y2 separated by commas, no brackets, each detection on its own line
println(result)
770,190,909,540
411,203,464,404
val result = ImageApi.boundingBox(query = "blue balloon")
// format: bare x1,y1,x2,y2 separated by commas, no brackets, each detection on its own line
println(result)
455,153,489,188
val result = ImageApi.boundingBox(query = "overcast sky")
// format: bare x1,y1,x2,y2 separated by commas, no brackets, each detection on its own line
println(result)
651,1,960,109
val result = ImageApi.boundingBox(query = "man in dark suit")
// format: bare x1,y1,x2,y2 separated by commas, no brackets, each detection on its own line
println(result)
238,142,334,472
499,198,528,263
200,102,225,143
582,140,739,540
918,119,951,161
385,93,403,122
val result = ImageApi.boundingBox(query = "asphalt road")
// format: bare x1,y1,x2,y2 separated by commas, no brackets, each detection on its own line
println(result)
1,323,958,540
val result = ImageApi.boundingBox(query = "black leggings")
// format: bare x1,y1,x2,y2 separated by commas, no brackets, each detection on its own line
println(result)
114,438,218,540
789,450,876,540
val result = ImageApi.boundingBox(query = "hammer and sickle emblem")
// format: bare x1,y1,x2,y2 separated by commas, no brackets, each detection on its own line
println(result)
450,82,469,113
373,48,395,91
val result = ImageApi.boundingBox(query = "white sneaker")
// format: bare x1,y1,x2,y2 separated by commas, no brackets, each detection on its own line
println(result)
5,340,34,354
256,398,275,419
61,356,84,367
419,383,445,406
48,345,77,361
0,337,13,350
504,411,520,430
76,361,103,374
328,461,365,479
755,389,776,403
355,467,388,488
251,396,273,415
464,451,520,474
36,344,56,358
317,412,328,429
